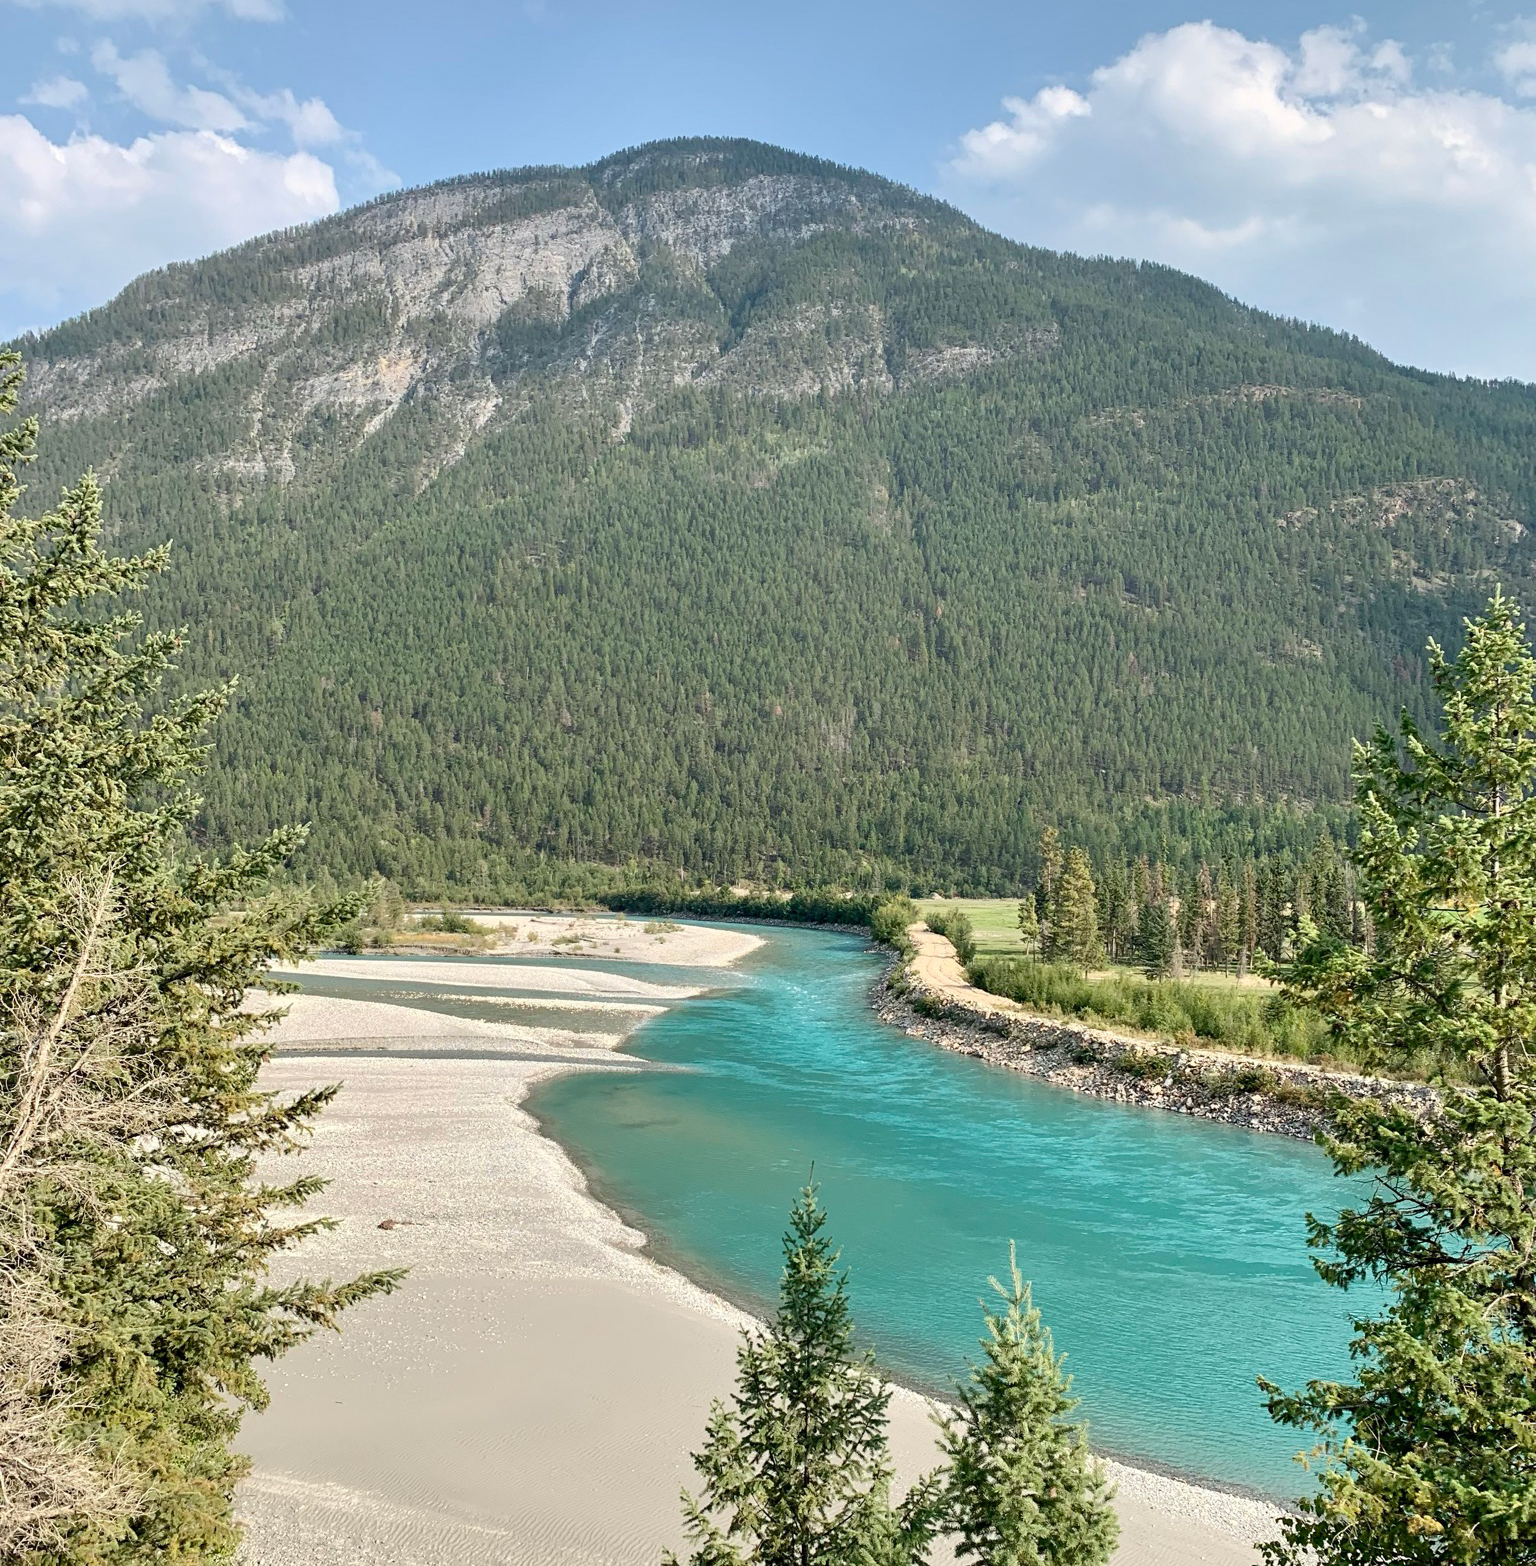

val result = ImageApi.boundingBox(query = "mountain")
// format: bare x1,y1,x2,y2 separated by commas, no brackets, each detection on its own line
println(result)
10,136,1536,896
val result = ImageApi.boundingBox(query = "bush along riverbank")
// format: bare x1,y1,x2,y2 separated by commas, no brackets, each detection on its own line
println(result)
877,931,1436,1139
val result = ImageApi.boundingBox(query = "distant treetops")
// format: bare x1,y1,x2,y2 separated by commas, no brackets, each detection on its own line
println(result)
1013,824,1364,980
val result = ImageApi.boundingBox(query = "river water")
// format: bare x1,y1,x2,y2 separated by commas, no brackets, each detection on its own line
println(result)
526,923,1361,1498
290,926,1360,1497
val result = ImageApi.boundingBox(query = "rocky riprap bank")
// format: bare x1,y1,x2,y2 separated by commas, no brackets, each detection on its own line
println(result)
872,964,1437,1140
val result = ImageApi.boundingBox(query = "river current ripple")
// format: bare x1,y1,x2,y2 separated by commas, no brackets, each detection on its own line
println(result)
529,923,1362,1497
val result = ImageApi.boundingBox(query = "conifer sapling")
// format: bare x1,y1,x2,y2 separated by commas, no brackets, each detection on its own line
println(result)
669,1182,926,1566
939,1245,1117,1566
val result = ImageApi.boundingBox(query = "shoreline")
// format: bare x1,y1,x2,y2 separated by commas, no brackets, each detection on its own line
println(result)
522,1086,1288,1516
238,967,1281,1565
882,925,1437,1139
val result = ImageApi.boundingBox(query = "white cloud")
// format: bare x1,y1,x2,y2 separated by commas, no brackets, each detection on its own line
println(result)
9,0,282,21
946,21,1536,380
92,41,247,131
0,114,336,330
1495,39,1536,97
23,74,89,110
232,84,342,147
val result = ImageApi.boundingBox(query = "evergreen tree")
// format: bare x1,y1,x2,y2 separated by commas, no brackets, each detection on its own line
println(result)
1264,594,1536,1564
1304,840,1352,945
1035,829,1064,954
1239,861,1258,974
1048,851,1103,969
1255,861,1287,963
670,1184,922,1566
1130,858,1151,927
1137,899,1175,980
0,352,401,1561
1016,897,1040,956
1096,862,1134,963
1214,871,1240,974
940,1245,1118,1566
1176,871,1203,961
1036,829,1063,907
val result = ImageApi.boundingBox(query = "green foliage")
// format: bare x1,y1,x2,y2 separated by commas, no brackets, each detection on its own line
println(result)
600,888,881,927
1015,898,1039,956
939,1246,1118,1566
1111,1049,1171,1082
925,908,977,964
1136,900,1175,978
1264,596,1536,1563
673,1191,1125,1566
0,353,400,1561
411,908,486,934
869,896,918,952
14,140,1536,894
331,875,405,950
971,958,1330,1061
1046,851,1102,969
668,1184,923,1566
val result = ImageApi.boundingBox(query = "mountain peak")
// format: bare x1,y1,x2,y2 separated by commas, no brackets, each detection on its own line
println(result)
11,136,994,467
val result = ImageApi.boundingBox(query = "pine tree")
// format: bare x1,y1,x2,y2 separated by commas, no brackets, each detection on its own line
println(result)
1037,829,1063,906
1016,897,1040,956
1213,871,1240,974
0,352,401,1561
1137,899,1175,979
1239,861,1258,974
671,1184,923,1566
1264,594,1536,1564
1035,829,1063,951
939,1245,1118,1566
1255,861,1287,962
1048,850,1102,969
1096,862,1133,963
1176,870,1203,964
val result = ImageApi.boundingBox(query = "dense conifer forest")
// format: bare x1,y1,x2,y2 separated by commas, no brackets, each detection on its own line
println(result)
9,137,1536,896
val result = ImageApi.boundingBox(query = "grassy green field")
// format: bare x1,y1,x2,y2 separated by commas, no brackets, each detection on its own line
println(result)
914,898,1029,958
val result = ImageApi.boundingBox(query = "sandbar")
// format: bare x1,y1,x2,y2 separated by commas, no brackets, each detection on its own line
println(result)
272,956,703,1001
415,910,766,968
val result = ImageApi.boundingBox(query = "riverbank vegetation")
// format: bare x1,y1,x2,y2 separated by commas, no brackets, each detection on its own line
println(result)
0,356,393,1561
916,822,1397,1068
969,957,1333,1064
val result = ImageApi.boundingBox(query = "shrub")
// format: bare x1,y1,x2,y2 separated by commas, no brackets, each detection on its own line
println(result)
1113,1048,1171,1081
869,896,917,951
970,957,1335,1064
412,908,486,935
925,907,976,963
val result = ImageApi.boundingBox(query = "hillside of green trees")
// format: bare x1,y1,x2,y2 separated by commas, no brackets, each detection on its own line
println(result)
9,136,1536,896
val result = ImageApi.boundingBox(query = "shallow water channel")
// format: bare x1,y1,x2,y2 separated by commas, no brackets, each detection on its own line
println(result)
301,928,1362,1496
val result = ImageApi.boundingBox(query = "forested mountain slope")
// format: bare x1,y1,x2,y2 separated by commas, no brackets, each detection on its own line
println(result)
10,137,1536,895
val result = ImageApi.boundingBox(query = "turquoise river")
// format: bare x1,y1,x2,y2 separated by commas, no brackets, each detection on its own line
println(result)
310,925,1367,1499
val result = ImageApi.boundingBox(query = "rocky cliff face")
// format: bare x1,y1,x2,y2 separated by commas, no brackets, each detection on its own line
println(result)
16,143,1000,492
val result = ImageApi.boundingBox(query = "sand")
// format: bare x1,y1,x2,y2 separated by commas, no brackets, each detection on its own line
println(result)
272,956,705,1001
237,985,1278,1566
427,910,766,968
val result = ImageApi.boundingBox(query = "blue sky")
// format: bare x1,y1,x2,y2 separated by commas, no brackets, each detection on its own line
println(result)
7,1,1536,377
